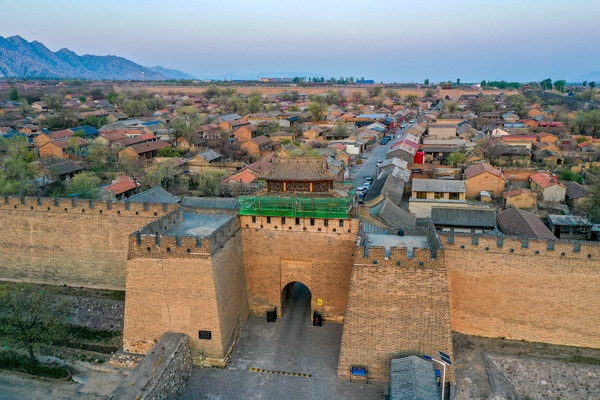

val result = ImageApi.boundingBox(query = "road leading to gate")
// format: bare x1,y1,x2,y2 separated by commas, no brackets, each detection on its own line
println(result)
183,284,387,399
352,122,416,188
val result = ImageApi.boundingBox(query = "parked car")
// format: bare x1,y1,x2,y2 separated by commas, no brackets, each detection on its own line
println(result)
365,177,373,184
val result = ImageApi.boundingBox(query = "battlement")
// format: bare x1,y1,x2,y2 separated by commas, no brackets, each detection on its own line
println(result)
239,215,360,235
439,232,600,260
129,211,240,259
354,245,444,268
1,195,178,217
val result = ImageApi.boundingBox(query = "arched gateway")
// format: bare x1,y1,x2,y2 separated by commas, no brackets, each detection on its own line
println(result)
280,281,311,320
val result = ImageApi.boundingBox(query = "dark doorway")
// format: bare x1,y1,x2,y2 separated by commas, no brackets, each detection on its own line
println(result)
280,282,311,320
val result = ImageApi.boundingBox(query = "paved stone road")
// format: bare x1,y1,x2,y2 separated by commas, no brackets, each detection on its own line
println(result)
183,283,387,400
352,122,415,187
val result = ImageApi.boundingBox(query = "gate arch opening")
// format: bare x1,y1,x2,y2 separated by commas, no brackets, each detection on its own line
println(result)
280,281,311,320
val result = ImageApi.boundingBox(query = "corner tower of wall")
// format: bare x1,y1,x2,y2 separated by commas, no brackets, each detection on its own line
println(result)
338,226,453,381
123,210,248,366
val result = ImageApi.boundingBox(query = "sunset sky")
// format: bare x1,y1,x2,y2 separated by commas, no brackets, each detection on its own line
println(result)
2,0,600,82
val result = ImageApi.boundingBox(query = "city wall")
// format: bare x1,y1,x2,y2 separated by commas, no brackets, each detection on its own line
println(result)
338,244,454,381
123,214,248,366
440,233,600,348
240,215,360,321
109,332,193,400
0,196,176,290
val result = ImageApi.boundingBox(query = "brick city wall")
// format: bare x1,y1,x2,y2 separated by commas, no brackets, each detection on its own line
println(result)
123,217,248,366
337,245,454,381
0,196,177,289
441,233,600,348
240,215,360,321
109,332,193,400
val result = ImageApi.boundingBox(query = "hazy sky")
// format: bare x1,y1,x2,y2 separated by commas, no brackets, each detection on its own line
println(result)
2,0,600,82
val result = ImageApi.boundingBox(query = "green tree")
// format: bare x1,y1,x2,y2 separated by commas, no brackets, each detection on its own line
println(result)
326,90,342,105
158,147,180,157
424,88,435,97
143,96,167,112
0,136,37,195
385,88,399,99
581,180,600,223
228,96,246,115
123,100,149,117
367,86,383,98
554,80,567,93
308,102,326,122
590,81,597,89
38,111,79,131
442,101,459,114
424,78,430,86
79,96,87,104
508,94,528,118
140,159,189,192
352,91,366,104
540,78,553,90
447,152,465,166
456,78,461,85
9,85,19,101
65,172,101,197
17,98,32,117
204,85,221,99
41,95,63,111
247,90,263,113
480,80,487,87
404,94,420,108
571,110,600,137
331,122,349,138
0,283,69,364
171,106,204,144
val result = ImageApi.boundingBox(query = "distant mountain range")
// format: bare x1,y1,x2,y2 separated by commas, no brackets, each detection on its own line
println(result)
0,35,195,80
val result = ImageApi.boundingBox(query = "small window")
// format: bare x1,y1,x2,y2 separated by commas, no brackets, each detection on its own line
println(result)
339,220,344,227
416,192,427,199
295,217,300,225
324,219,328,227
449,193,460,200
266,216,271,224
434,192,444,199
282,217,286,224
252,216,256,223
310,218,315,226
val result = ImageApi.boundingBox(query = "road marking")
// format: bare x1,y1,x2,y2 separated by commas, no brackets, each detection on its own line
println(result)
249,368,311,378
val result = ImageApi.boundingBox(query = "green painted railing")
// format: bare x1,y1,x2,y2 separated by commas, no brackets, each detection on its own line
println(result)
238,194,353,219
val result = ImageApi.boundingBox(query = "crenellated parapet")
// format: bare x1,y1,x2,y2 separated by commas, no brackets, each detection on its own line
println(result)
1,195,178,217
439,232,600,261
128,211,240,259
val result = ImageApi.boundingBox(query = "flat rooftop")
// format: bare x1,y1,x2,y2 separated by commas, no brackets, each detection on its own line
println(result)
367,233,430,250
163,212,233,237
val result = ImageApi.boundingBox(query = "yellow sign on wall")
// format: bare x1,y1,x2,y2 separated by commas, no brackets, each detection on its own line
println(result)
317,299,323,306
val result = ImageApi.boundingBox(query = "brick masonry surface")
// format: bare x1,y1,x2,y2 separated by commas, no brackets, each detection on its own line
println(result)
442,233,600,349
0,197,176,289
109,332,193,400
240,215,359,321
123,228,248,365
338,247,454,381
